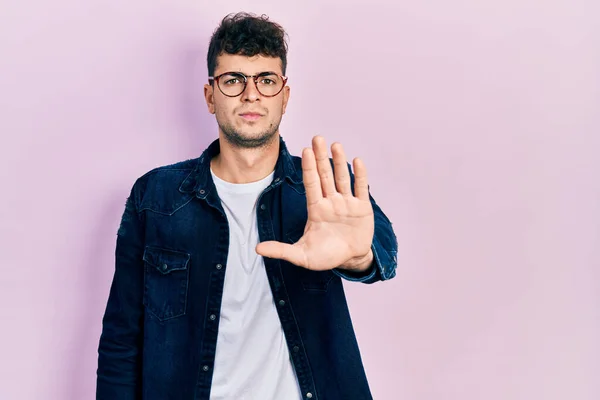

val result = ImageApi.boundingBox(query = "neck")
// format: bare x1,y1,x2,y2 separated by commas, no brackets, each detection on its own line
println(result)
210,133,280,184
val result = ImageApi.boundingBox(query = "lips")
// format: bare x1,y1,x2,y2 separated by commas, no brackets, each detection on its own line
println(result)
239,112,263,121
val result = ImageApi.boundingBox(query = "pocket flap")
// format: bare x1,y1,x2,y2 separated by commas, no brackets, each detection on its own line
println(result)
285,226,305,244
143,246,190,274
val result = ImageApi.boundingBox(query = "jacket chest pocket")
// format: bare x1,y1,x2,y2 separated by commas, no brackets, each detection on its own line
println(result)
142,246,190,321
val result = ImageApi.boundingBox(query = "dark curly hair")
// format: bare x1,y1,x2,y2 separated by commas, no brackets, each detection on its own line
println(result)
207,12,288,77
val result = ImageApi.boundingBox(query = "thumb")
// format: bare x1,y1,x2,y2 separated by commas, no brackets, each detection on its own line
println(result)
256,241,305,267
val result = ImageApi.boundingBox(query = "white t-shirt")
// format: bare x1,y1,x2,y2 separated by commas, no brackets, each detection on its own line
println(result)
209,168,302,400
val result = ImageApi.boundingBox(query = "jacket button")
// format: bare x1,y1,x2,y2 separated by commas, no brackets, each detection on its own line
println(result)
293,346,299,352
202,365,209,371
216,264,222,270
260,204,266,210
306,393,313,399
161,263,168,271
278,300,285,306
209,314,216,321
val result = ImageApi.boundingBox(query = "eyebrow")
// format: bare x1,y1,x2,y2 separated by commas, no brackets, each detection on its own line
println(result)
216,71,280,76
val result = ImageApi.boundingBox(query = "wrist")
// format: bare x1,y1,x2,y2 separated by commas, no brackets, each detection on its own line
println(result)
340,249,374,273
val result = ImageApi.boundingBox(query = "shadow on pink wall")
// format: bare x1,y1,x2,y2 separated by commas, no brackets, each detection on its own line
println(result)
64,43,216,399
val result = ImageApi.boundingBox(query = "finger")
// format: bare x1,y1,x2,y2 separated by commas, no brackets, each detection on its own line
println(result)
312,136,337,197
256,241,306,267
352,157,369,201
302,147,323,205
331,142,351,196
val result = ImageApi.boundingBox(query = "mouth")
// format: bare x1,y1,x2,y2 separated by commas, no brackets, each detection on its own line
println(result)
239,112,264,121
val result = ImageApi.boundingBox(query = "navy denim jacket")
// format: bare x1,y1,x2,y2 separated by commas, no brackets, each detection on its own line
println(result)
96,137,398,400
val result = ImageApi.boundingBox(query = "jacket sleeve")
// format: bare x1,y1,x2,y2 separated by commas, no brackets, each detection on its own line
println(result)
96,183,145,399
332,164,398,284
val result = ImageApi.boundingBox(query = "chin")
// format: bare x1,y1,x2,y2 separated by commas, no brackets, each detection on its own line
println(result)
220,125,278,149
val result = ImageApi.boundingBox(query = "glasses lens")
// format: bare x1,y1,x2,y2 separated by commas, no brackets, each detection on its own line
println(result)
255,74,283,96
218,73,246,96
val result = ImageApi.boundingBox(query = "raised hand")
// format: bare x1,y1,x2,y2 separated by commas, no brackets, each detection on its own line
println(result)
256,136,375,272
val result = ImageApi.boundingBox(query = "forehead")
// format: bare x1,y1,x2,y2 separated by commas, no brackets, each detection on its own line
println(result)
215,53,283,75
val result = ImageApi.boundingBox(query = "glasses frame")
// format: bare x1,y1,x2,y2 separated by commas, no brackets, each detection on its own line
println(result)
208,71,288,98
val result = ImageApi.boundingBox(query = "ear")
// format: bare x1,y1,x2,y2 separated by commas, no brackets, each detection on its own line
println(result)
204,83,216,114
281,85,291,115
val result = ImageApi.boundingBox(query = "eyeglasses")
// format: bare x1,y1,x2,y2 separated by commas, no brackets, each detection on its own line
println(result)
208,71,288,97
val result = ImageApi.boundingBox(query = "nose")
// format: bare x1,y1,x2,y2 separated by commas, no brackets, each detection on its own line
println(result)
241,77,260,102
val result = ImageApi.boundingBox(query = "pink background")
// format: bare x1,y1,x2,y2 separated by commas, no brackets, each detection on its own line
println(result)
1,1,599,399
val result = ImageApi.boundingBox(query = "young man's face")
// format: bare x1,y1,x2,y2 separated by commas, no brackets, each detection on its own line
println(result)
204,53,290,148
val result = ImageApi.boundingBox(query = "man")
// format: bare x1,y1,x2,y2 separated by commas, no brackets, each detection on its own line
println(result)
97,12,398,400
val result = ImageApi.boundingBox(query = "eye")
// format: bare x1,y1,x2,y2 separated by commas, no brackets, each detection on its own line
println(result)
259,75,279,85
221,74,244,85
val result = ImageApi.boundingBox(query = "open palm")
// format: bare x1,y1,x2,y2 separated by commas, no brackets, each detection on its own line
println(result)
256,136,374,271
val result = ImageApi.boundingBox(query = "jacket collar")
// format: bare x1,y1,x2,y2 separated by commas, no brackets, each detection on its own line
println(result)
178,135,303,199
